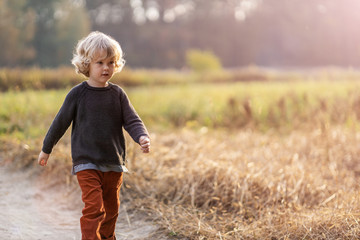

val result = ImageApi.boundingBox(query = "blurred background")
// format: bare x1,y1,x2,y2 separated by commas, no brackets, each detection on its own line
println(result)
2,0,360,69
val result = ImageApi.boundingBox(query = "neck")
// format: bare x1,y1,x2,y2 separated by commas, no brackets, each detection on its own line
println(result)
87,79,108,88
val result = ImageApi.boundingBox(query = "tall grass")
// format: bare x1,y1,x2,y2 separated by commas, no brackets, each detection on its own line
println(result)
2,80,360,139
129,80,360,131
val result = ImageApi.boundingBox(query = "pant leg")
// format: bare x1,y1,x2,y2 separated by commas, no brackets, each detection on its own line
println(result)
99,172,123,240
77,170,105,240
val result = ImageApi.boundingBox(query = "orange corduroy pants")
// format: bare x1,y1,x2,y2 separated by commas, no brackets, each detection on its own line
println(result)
76,169,123,240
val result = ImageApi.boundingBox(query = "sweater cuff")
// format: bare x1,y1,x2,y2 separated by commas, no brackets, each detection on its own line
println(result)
42,146,52,154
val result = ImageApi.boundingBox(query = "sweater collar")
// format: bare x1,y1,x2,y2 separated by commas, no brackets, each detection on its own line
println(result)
83,81,112,91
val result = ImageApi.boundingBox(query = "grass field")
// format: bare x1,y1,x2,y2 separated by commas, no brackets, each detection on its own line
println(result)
2,78,360,139
2,69,360,239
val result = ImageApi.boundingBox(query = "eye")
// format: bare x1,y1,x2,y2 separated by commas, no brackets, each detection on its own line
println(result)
97,61,103,64
109,61,115,65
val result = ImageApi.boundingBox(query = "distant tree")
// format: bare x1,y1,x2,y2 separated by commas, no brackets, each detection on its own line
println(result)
54,0,91,65
83,0,261,68
26,0,90,67
0,0,36,66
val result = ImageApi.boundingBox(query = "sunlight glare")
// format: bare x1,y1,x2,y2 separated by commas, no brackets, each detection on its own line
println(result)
235,0,261,21
146,7,159,21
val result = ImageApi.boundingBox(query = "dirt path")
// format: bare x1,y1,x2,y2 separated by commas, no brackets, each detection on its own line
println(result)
0,165,166,240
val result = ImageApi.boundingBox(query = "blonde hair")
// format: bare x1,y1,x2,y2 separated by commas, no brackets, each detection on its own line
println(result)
71,31,125,77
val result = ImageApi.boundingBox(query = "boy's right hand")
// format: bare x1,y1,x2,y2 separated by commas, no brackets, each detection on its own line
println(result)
139,135,150,153
38,151,50,166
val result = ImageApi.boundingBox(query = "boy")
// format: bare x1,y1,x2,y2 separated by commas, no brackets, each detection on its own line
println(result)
37,31,150,240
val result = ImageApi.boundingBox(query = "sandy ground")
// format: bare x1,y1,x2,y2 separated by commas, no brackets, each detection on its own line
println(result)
0,164,167,240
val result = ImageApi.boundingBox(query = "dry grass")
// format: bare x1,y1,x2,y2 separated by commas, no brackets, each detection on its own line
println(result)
120,127,360,239
2,66,360,91
3,125,360,239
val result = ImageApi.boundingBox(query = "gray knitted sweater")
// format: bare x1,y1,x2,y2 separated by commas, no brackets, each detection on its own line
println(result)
42,81,148,167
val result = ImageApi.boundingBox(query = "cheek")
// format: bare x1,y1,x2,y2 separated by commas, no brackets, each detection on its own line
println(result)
94,66,102,72
89,64,98,72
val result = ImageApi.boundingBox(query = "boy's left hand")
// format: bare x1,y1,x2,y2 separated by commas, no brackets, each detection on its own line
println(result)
139,136,150,153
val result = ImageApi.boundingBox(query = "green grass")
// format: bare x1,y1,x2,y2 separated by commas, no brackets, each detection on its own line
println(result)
129,80,360,129
0,89,66,139
2,79,360,140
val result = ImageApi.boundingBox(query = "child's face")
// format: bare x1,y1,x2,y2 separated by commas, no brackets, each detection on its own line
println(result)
88,49,115,87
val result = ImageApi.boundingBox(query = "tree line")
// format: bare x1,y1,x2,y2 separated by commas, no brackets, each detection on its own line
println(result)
1,0,360,69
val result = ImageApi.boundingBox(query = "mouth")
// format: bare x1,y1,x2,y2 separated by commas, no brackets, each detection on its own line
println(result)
102,73,109,77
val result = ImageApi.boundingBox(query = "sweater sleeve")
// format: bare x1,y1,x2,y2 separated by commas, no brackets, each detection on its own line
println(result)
120,90,149,143
42,89,78,154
